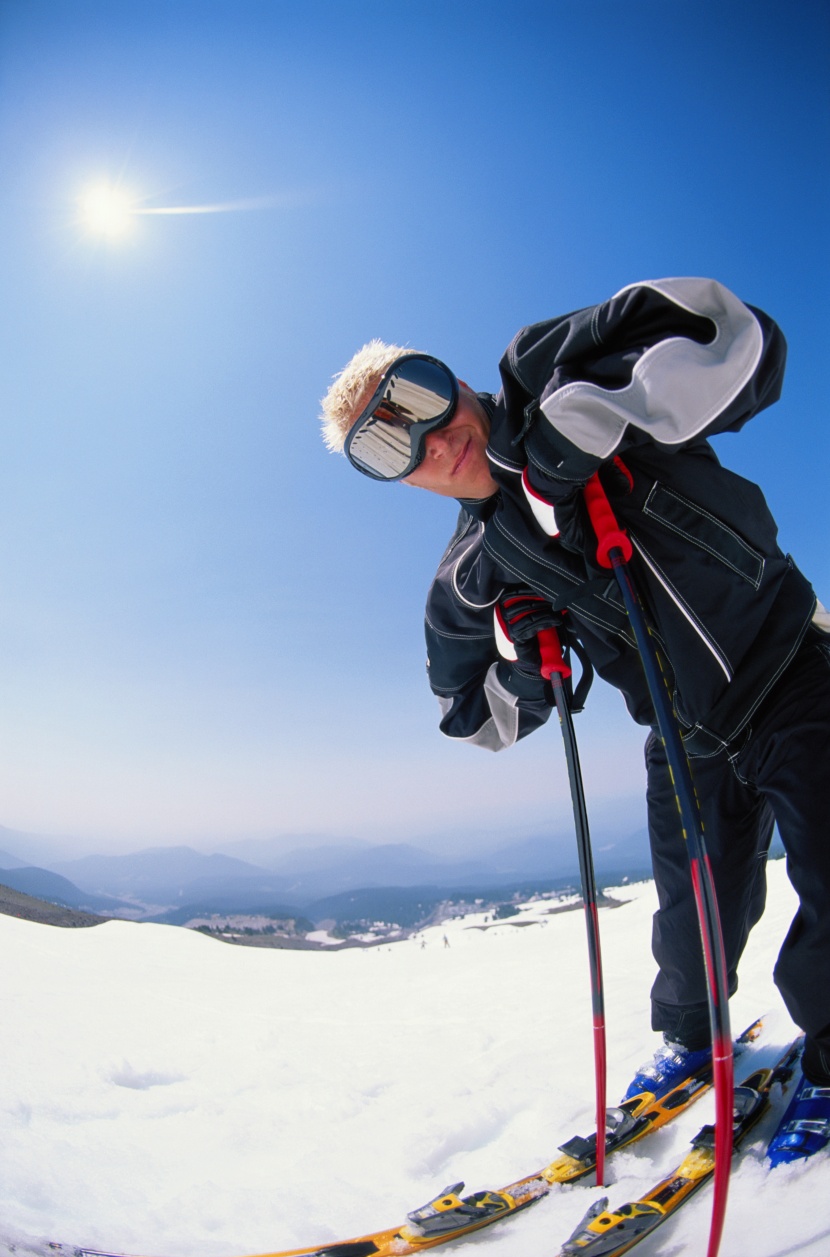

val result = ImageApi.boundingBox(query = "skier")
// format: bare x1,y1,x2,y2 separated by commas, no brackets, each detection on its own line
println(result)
319,278,830,1163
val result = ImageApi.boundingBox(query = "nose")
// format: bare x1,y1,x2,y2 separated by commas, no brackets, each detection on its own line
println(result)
422,423,453,459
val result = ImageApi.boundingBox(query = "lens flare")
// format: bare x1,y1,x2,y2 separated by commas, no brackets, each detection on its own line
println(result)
76,183,305,240
79,184,135,236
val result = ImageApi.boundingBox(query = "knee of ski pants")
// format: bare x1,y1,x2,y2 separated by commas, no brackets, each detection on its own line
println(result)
734,632,830,1041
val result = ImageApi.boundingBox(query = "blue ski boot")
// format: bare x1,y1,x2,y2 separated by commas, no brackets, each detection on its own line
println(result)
622,1038,712,1102
767,1071,830,1166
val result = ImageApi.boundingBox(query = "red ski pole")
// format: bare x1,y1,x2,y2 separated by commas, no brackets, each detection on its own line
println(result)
583,473,734,1257
537,626,608,1187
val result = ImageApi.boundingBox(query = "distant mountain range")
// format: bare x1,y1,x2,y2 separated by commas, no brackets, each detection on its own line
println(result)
47,846,282,906
0,825,654,927
0,847,28,870
0,825,93,866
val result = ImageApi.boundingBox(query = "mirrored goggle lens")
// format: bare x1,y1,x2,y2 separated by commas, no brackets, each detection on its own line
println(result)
347,357,457,480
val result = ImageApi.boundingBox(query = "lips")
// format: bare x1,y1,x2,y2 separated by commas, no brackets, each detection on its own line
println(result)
451,438,471,477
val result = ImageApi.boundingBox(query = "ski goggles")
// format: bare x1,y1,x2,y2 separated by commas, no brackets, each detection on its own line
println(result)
344,354,459,481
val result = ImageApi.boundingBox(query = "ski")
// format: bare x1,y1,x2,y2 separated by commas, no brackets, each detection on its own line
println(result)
555,1034,803,1257
47,1020,764,1257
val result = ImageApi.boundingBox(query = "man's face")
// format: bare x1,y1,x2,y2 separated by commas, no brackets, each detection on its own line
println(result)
401,386,498,500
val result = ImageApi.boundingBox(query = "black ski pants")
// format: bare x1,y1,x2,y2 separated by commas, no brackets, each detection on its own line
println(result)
645,628,830,1084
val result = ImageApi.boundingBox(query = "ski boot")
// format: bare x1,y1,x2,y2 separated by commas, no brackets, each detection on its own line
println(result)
622,1038,711,1103
767,1071,830,1166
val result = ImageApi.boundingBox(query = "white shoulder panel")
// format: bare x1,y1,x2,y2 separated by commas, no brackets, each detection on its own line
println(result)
539,278,764,457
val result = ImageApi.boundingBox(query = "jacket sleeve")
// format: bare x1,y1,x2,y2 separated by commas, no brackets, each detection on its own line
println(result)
425,515,552,751
512,278,787,497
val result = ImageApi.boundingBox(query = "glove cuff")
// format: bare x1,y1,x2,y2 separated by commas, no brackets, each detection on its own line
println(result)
525,419,601,492
496,659,549,702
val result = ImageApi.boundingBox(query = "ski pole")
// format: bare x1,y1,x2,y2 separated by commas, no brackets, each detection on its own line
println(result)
583,472,734,1257
537,626,608,1188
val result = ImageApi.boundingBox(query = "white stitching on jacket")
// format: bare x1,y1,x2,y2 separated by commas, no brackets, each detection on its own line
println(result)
643,483,765,590
631,536,733,681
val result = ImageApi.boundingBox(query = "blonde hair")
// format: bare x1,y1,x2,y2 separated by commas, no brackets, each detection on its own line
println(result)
319,339,423,453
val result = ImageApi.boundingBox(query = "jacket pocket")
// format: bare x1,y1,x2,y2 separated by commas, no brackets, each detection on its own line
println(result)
643,483,764,589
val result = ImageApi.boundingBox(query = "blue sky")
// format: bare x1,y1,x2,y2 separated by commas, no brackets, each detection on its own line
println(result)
0,1,827,854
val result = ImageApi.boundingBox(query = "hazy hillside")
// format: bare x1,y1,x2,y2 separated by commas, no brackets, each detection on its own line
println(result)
0,867,133,915
0,882,107,928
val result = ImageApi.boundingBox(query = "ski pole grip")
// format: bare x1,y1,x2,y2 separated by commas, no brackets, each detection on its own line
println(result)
584,472,633,569
537,627,571,681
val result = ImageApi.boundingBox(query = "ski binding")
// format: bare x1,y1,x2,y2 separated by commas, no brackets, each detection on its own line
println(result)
401,1181,515,1238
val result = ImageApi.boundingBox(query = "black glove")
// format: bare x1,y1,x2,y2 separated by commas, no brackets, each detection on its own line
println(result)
526,457,634,558
495,588,562,676
495,589,595,712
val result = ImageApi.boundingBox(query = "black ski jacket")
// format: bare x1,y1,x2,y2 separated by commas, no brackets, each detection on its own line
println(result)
425,278,819,758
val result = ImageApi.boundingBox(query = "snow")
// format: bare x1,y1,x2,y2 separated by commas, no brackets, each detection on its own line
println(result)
1,860,828,1257
303,928,348,946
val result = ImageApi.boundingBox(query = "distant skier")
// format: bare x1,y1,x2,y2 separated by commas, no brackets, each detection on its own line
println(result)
320,279,830,1162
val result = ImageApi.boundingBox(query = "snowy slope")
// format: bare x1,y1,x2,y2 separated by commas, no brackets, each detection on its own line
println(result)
0,859,827,1257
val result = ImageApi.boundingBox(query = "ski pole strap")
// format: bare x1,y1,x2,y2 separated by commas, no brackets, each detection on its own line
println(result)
584,472,633,568
568,636,594,712
537,626,571,681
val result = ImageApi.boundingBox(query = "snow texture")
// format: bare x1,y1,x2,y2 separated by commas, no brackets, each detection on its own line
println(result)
1,860,828,1256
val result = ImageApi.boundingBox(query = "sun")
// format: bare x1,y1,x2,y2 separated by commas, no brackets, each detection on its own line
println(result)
78,183,136,237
